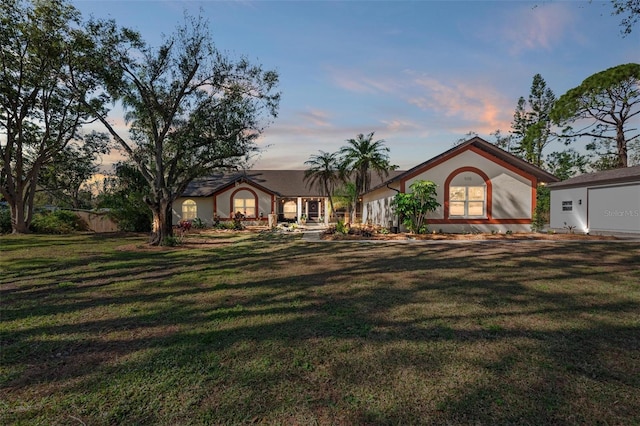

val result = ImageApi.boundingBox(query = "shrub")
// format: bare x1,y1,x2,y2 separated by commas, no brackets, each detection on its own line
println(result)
0,206,11,234
214,221,235,230
191,217,206,229
390,180,440,234
162,235,183,247
335,220,349,235
178,220,192,231
532,184,550,232
30,210,87,234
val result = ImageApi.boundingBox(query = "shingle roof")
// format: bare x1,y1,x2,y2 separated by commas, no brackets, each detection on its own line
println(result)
548,165,640,189
182,169,405,198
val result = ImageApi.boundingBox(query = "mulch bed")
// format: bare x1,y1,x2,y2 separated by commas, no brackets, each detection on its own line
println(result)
321,232,618,241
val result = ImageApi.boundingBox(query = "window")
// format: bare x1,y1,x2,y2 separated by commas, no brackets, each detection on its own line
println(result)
562,201,573,212
182,199,197,220
233,191,256,217
449,186,486,217
283,201,297,219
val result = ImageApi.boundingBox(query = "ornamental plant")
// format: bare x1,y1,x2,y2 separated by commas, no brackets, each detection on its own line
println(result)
391,180,440,234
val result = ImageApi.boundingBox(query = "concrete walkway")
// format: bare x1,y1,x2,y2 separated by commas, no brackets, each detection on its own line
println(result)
301,231,322,242
299,223,326,242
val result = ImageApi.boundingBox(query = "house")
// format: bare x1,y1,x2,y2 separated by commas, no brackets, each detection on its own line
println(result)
549,165,640,234
362,137,559,233
172,169,403,226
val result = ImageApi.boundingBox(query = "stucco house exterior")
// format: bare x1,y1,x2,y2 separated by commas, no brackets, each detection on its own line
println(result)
173,170,325,226
362,137,559,233
549,165,640,234
172,170,403,226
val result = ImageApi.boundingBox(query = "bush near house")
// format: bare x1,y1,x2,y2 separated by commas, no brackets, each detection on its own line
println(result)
30,210,88,234
0,205,10,233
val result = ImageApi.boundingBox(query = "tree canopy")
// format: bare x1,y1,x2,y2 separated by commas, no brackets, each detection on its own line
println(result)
304,151,340,220
73,14,280,245
612,0,640,35
551,63,640,168
511,74,556,168
0,0,109,233
38,132,109,209
339,132,397,196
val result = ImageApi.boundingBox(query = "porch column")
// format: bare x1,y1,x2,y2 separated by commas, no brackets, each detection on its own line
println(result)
297,197,302,221
324,198,329,224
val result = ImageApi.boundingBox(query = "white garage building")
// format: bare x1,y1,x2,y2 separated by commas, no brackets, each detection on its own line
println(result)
549,165,640,234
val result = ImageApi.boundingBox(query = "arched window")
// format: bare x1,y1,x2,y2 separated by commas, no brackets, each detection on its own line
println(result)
182,199,197,220
445,168,490,219
233,190,256,218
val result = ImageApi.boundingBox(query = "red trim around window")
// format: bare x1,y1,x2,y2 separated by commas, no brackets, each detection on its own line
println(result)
230,187,259,218
398,145,538,219
444,167,492,220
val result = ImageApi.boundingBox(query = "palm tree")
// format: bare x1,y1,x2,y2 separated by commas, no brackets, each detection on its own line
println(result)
339,132,397,221
304,150,341,221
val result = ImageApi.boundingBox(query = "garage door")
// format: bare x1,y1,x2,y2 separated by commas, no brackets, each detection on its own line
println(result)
588,184,640,233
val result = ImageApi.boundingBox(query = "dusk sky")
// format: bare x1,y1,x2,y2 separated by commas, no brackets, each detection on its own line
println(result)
72,0,640,171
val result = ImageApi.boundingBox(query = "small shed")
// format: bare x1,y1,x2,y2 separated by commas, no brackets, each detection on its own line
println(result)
549,165,640,234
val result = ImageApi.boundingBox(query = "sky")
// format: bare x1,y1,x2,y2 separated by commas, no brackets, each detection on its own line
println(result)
71,0,640,171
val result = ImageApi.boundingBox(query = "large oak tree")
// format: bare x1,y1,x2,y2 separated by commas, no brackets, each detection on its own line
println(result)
75,15,280,245
0,0,107,233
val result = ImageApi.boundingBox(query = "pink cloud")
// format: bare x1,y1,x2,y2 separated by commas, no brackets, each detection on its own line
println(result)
408,76,512,133
328,66,513,135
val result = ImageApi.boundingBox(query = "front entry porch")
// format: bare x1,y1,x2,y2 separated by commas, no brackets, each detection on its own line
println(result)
276,197,330,225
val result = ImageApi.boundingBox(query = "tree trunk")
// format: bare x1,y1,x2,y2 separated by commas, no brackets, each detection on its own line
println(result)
6,176,34,234
324,182,336,221
149,201,174,246
10,201,30,234
616,126,628,168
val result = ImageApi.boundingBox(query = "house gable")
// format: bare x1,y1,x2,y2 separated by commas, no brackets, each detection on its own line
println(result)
362,137,557,232
393,137,556,192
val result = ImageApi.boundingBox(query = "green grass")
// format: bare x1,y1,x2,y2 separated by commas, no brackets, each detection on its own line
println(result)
1,233,639,424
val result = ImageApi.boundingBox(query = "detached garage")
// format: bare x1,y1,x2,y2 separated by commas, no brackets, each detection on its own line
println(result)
549,165,640,234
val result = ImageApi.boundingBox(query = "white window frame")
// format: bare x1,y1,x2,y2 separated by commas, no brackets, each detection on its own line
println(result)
449,185,486,218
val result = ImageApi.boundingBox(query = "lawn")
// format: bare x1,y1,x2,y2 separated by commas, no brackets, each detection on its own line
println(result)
1,232,639,425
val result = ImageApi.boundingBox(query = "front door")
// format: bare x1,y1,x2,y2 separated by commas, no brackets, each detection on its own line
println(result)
308,201,319,220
